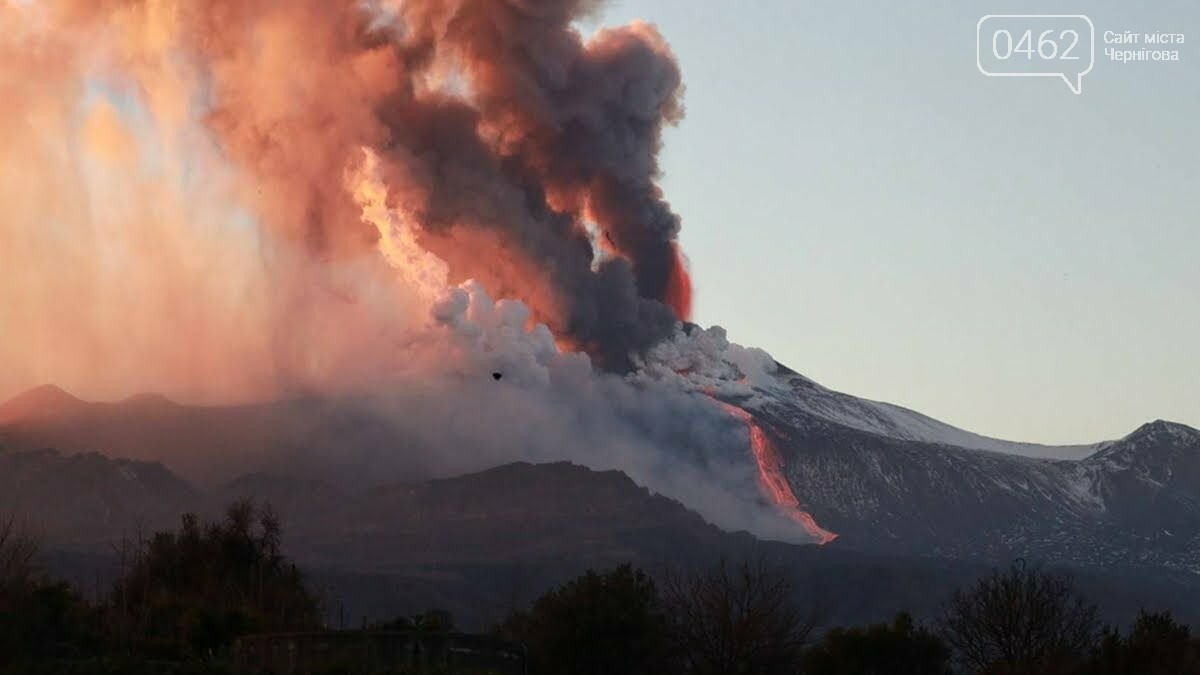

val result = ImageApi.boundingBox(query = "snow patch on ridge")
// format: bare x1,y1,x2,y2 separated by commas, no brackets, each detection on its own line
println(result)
635,324,1105,461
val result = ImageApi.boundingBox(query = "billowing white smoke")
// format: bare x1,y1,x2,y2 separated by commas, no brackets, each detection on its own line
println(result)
332,144,815,544
337,281,814,544
632,324,784,399
429,281,566,388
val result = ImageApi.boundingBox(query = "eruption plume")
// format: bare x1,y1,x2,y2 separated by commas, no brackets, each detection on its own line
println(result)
0,0,830,544
1,0,688,395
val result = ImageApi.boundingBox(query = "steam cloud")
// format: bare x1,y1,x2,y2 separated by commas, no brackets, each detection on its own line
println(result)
0,0,821,543
362,281,810,543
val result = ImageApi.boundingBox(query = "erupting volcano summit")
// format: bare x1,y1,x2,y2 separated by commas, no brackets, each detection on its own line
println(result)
0,0,840,544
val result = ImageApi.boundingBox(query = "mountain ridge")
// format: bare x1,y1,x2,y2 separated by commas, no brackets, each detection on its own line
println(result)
768,363,1108,460
6,446,1200,631
0,384,87,424
3,380,1196,578
736,368,1200,575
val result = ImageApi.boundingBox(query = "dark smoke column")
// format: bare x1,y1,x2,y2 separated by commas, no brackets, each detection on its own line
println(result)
79,0,694,371
402,0,692,365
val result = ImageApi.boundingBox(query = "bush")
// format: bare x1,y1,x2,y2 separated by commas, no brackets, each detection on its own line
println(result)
803,613,950,675
499,564,667,675
109,499,321,658
0,515,103,665
1080,610,1200,675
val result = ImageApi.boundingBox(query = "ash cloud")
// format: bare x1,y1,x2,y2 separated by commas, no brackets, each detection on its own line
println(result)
0,1,822,543
0,0,690,397
48,0,685,371
338,282,812,544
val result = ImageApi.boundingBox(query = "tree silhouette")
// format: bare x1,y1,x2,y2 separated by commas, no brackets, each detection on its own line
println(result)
938,560,1098,674
662,558,818,675
803,612,951,675
111,499,320,658
376,608,456,632
0,515,99,665
0,514,38,596
499,564,667,675
1082,610,1200,675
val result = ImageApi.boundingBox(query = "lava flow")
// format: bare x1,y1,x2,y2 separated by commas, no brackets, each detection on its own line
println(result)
717,401,839,545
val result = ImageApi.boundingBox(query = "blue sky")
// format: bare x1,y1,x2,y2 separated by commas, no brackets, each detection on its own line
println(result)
590,1,1199,443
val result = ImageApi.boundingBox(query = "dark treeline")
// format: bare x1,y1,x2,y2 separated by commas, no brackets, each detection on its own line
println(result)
495,560,1200,675
0,502,319,674
3,506,1200,674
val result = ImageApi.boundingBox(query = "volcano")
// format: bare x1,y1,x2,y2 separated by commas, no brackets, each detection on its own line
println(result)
716,365,1200,576
1,0,1195,639
4,392,1200,631
4,359,1197,580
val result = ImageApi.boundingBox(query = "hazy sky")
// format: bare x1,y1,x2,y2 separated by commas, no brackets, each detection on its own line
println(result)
592,1,1199,444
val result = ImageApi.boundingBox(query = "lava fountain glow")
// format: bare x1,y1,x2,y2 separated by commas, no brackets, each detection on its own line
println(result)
664,243,694,322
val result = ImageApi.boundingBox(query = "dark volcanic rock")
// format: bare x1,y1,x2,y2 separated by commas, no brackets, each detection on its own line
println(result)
0,446,196,548
738,374,1200,576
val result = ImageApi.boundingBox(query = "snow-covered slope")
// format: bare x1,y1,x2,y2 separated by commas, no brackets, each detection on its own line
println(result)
636,326,1104,460
768,364,1103,460
732,365,1200,574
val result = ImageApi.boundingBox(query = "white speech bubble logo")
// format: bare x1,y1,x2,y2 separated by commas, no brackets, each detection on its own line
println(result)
977,15,1095,94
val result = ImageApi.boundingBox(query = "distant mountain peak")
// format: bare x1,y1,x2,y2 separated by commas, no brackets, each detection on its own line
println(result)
0,384,86,423
1119,419,1200,446
119,392,178,407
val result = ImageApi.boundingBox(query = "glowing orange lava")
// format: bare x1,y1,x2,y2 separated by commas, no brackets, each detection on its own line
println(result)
665,242,693,321
717,401,838,545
